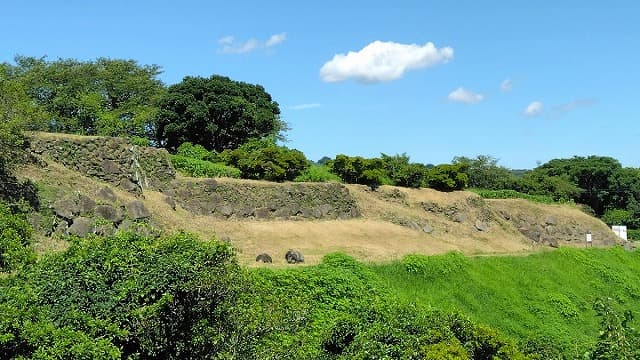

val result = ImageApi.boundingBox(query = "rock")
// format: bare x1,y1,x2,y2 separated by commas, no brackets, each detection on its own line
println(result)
407,221,422,231
53,197,78,220
285,249,305,264
544,216,557,225
217,205,234,217
220,235,232,243
126,200,150,220
95,223,117,237
255,207,270,219
452,213,466,223
118,219,133,232
422,224,434,234
547,238,559,248
101,159,120,174
78,195,96,215
95,204,124,223
97,187,118,202
68,217,94,237
165,196,176,210
54,221,69,236
119,178,139,192
475,220,489,232
256,253,273,263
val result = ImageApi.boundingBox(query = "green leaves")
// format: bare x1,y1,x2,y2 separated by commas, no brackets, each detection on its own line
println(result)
154,75,285,152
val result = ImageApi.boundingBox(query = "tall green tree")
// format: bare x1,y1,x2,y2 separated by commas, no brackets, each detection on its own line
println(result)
6,55,164,137
154,75,285,152
531,156,622,215
452,155,517,190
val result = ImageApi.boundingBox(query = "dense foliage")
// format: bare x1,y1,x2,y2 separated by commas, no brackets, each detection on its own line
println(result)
170,142,241,178
0,203,35,272
216,138,309,182
3,56,165,138
154,75,285,152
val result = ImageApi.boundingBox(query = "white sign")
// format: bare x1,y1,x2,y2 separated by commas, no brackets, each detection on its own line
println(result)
612,225,628,240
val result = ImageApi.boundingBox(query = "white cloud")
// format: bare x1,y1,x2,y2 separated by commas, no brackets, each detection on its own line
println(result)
500,79,512,92
523,101,543,117
218,35,234,45
320,40,454,83
218,33,286,54
448,87,484,104
289,103,322,110
266,32,287,47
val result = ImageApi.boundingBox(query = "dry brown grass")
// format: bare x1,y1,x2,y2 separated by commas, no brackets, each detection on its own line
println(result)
17,161,617,266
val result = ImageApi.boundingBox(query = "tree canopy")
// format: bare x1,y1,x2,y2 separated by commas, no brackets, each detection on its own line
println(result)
153,75,285,152
4,56,165,137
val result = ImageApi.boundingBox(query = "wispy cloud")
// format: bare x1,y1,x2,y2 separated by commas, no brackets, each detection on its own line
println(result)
447,87,484,104
523,101,543,117
266,32,287,47
218,33,286,54
500,79,512,92
548,98,597,118
522,98,597,118
320,40,453,83
289,103,322,110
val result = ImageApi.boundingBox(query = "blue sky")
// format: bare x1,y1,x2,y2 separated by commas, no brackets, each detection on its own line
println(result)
2,1,639,169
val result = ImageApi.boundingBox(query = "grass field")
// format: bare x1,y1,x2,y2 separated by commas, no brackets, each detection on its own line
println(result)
367,247,640,357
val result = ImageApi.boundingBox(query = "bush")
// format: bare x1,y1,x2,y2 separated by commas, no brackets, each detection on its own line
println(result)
402,252,469,278
170,155,241,178
471,189,567,205
628,229,640,241
0,231,251,359
0,202,35,272
175,141,215,161
217,138,309,182
602,208,634,226
426,164,469,191
294,165,342,183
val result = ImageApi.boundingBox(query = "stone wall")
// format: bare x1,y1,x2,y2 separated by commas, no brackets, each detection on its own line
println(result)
166,179,360,220
28,133,361,221
29,133,175,193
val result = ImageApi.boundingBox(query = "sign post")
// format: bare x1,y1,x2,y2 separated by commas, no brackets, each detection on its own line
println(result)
586,230,592,247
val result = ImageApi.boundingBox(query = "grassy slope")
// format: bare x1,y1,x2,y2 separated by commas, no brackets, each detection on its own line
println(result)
369,247,640,356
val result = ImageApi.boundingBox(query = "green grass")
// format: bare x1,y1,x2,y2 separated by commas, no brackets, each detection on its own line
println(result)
368,247,640,357
470,189,574,205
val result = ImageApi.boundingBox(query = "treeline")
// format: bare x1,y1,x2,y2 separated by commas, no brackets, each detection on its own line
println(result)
1,55,639,232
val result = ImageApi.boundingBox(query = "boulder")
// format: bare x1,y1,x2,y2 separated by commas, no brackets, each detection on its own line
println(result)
119,178,139,192
475,220,489,232
285,249,305,264
97,187,118,202
68,217,94,237
53,197,78,220
452,213,466,223
422,224,434,234
78,195,96,215
95,204,125,223
95,223,117,237
544,215,557,225
256,253,273,263
126,200,150,220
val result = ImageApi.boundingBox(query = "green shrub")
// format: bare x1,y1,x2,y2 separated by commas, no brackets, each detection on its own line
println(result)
628,229,640,241
471,189,568,205
294,165,342,183
170,155,241,178
217,138,309,182
601,208,634,226
175,141,215,161
129,136,151,147
426,164,469,191
0,202,35,272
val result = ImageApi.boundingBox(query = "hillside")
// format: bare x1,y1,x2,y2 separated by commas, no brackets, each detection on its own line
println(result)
17,132,622,265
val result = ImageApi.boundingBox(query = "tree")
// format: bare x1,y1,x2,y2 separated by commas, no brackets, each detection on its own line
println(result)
426,164,469,192
217,138,309,182
452,155,517,190
154,75,285,152
530,156,622,215
6,55,164,138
